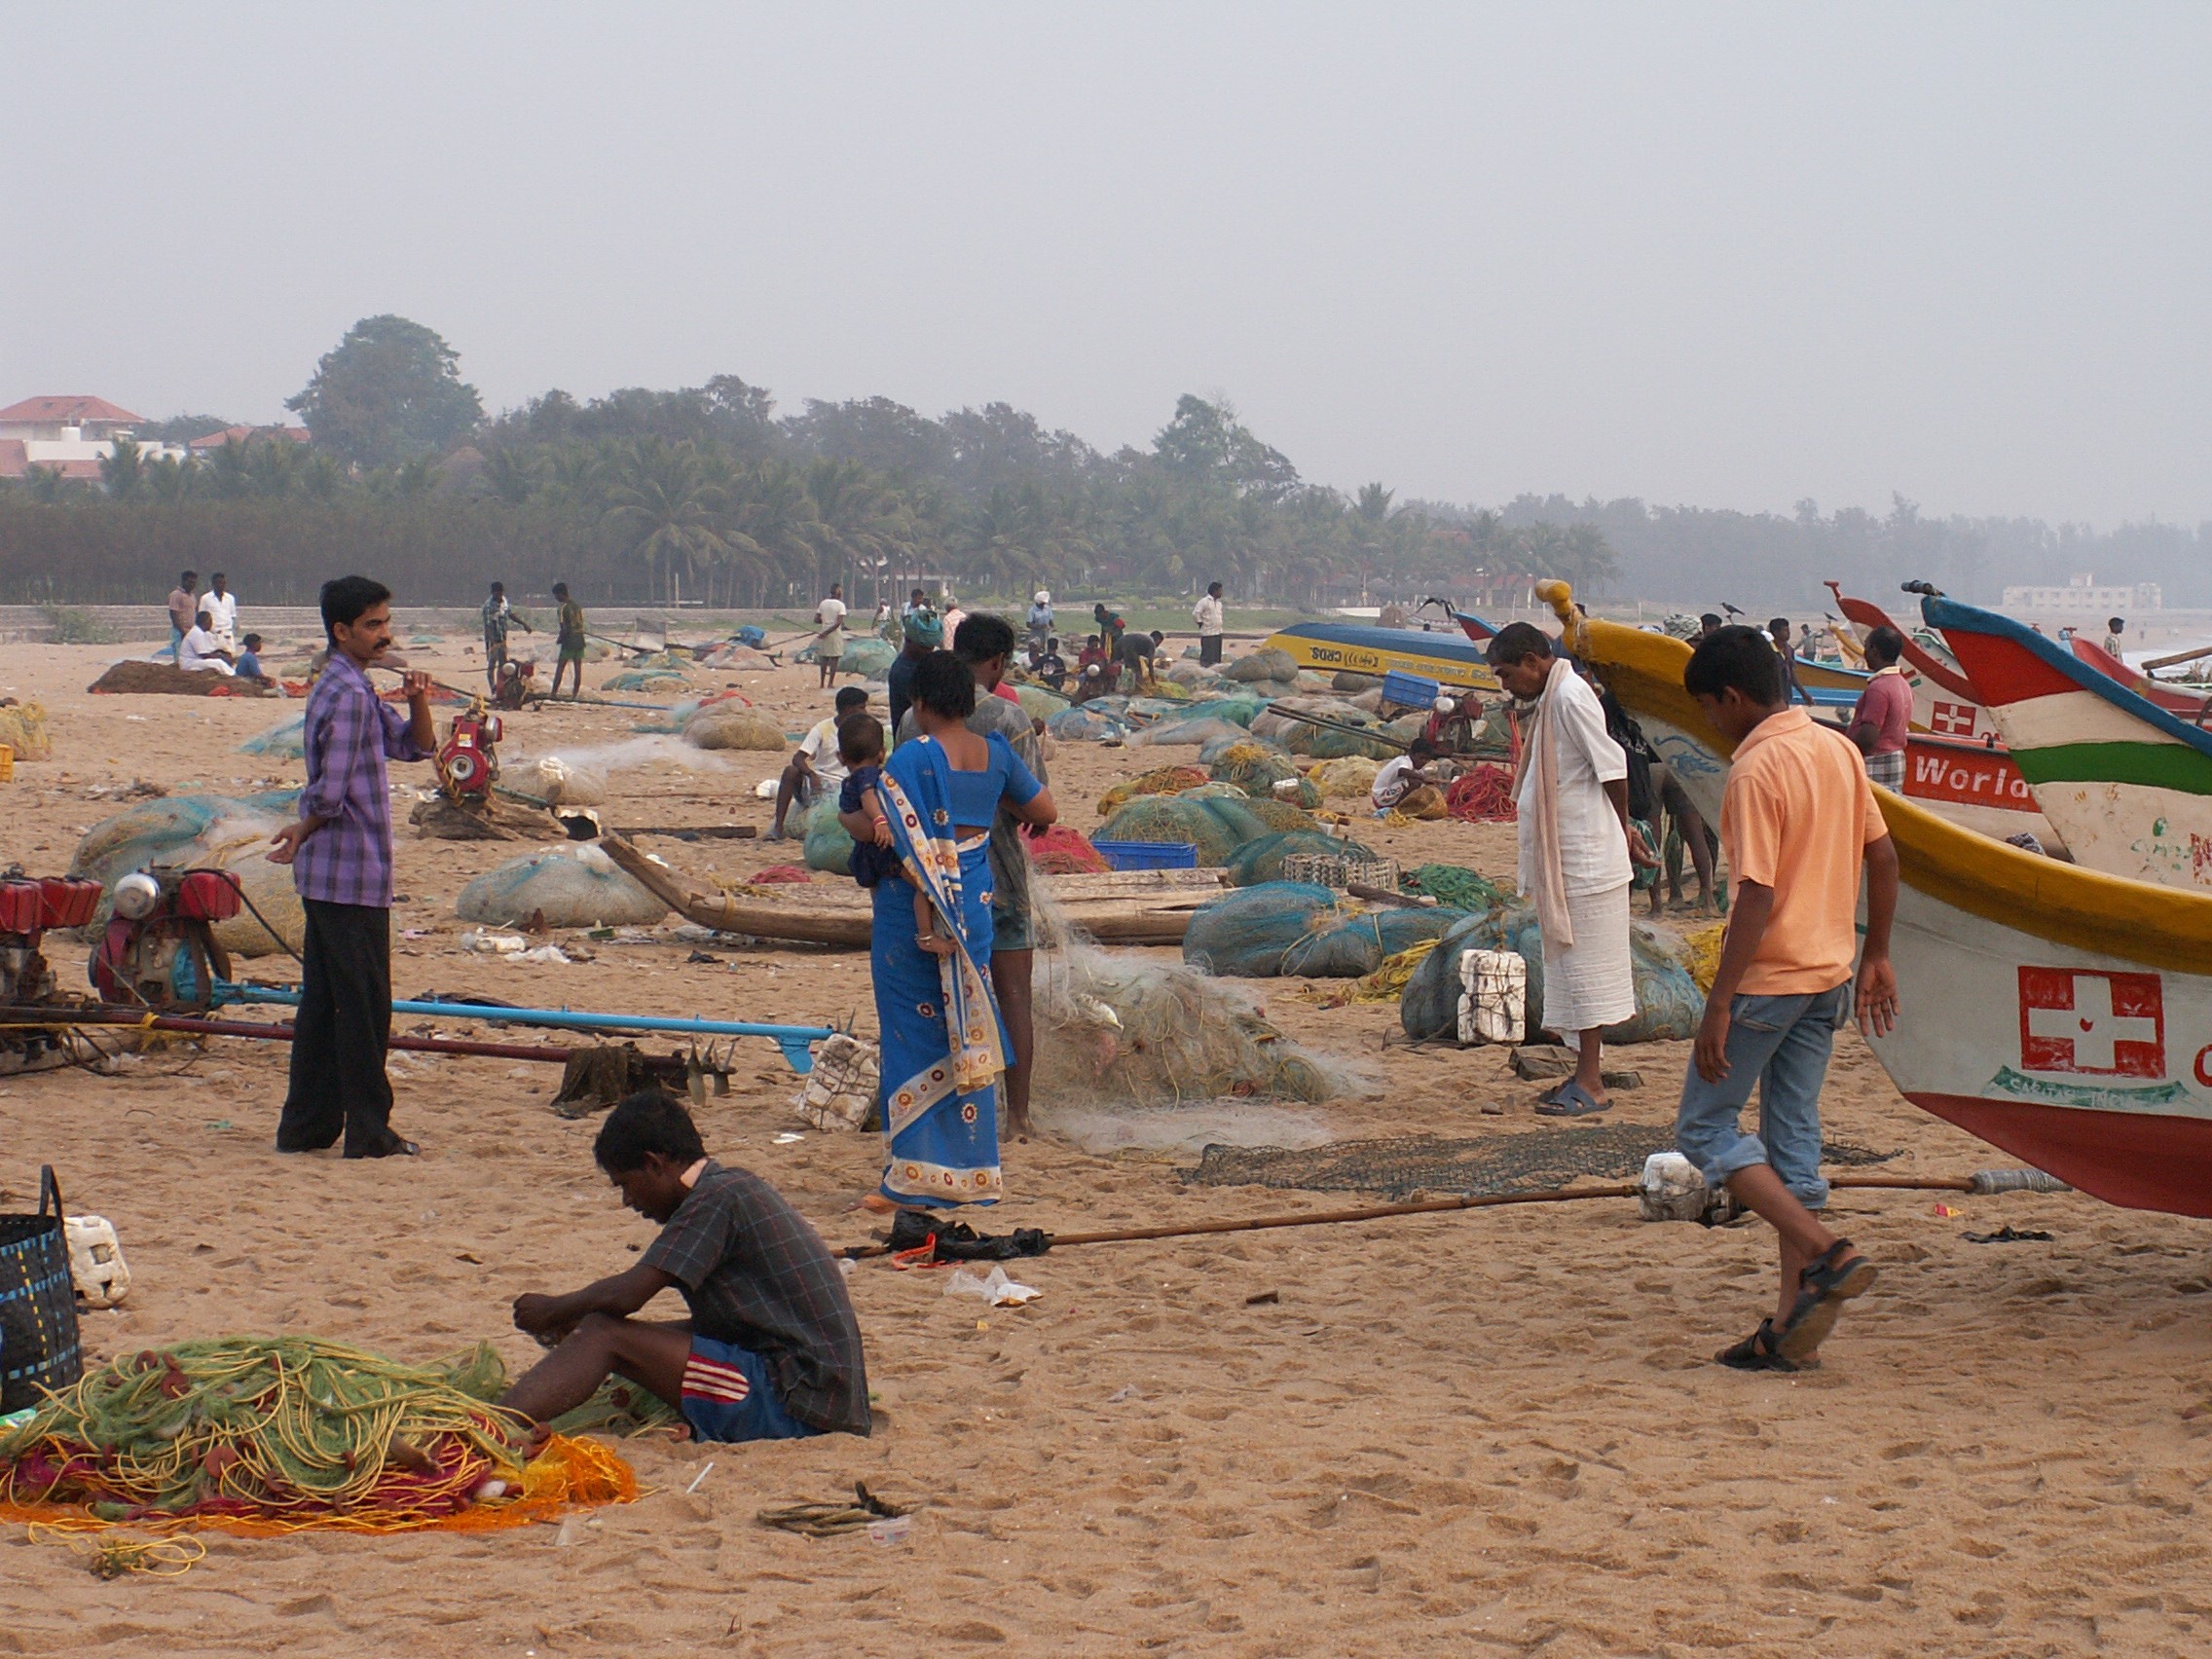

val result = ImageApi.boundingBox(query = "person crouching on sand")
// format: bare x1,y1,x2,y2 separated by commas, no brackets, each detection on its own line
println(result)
1677,625,1899,1371
499,1089,870,1443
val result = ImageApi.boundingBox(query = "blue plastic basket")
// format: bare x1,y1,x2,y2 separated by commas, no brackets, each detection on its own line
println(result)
1091,839,1200,871
1382,670,1442,710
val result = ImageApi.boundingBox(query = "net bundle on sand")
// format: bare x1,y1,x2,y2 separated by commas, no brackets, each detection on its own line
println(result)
0,1338,634,1535
89,662,276,697
70,792,307,957
0,701,55,760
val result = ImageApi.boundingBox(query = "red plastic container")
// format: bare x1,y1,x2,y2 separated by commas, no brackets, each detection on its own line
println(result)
174,869,241,923
0,880,44,935
37,876,102,931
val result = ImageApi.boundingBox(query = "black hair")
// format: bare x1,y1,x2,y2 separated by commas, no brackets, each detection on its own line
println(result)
1862,625,1905,666
593,1088,705,1172
836,712,886,765
210,571,226,583
319,574,391,640
489,580,504,594
953,613,1016,663
552,581,570,598
1408,738,1442,760
1768,617,1789,635
833,684,869,713
1149,630,1164,643
1085,633,1099,645
180,570,198,584
2108,616,2124,632
1486,621,1554,667
1207,581,1223,595
241,633,263,649
1699,612,1722,628
914,649,977,719
1046,635,1059,649
1683,624,1784,705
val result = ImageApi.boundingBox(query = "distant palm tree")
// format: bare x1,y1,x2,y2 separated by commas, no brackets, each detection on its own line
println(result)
99,436,145,500
603,439,730,605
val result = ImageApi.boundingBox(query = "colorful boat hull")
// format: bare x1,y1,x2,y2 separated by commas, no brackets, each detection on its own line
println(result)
2069,636,2212,719
1538,580,2212,1216
1928,596,2212,892
1262,621,1499,691
1825,583,2005,744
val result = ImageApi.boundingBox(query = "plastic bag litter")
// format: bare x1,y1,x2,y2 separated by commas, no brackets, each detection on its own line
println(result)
0,702,55,762
1047,706,1128,742
1222,829,1377,888
1129,715,1250,750
1182,882,1468,978
837,638,897,679
1309,756,1382,799
685,711,788,751
1225,647,1298,683
800,794,855,876
456,842,670,928
943,1266,1041,1307
70,791,306,956
1096,766,1207,816
1397,903,1705,1044
1094,793,1289,866
238,715,306,758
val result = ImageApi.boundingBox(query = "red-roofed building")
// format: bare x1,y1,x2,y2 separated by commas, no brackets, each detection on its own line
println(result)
186,424,312,454
0,395,185,481
0,395,146,442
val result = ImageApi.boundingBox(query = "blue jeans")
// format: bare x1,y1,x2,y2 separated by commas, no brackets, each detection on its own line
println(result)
1675,984,1851,1210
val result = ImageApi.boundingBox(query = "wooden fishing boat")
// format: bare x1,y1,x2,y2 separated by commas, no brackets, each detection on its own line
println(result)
1824,580,2005,744
1537,580,2212,1216
1262,620,1500,692
2068,636,2212,720
1926,596,2212,892
597,835,1224,948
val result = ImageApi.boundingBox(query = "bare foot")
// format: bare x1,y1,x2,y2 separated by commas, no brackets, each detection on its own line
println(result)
857,1192,903,1214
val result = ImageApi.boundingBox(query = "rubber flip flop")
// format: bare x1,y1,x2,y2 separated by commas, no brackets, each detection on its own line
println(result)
1534,1080,1610,1117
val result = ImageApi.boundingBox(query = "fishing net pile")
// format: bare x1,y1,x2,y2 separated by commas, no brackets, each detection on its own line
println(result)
1397,903,1705,1044
1309,756,1382,799
457,844,669,929
1182,882,1472,978
237,715,306,758
1047,705,1129,742
1446,765,1519,823
836,639,898,679
1011,683,1071,722
70,792,306,956
1198,727,1286,765
800,795,855,875
683,710,787,751
1094,793,1314,866
1250,697,1401,760
89,662,276,697
1208,742,1319,807
1223,647,1300,694
1024,825,1110,874
0,1338,635,1534
1128,715,1251,750
603,667,693,693
0,701,55,761
1096,765,1208,816
1401,863,1506,912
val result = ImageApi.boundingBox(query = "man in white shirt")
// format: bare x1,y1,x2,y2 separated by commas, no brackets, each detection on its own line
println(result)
1488,622,1654,1115
178,609,237,675
770,685,867,839
1193,581,1227,667
1370,740,1443,812
813,584,848,690
203,572,240,654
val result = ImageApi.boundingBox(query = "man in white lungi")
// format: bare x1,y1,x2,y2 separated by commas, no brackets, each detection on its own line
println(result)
1488,622,1655,1114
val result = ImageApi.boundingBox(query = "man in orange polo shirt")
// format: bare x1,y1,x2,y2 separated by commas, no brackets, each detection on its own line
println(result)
1678,626,1901,1372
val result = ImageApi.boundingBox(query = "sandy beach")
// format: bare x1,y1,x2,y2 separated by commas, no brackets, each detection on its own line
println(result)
2,632,2209,1659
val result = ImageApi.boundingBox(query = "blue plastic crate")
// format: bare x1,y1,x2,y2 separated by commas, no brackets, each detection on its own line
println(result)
1091,838,1200,871
1382,669,1442,710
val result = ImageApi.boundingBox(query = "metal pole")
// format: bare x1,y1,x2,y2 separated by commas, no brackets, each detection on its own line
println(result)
215,982,831,1073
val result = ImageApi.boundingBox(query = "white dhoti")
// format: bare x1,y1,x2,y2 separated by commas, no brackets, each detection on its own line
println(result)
1538,881,1637,1043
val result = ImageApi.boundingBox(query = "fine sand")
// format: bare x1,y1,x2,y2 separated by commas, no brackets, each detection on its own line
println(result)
1,633,2208,1658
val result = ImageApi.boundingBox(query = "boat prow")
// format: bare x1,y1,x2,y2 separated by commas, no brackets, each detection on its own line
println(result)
1537,581,2212,1216
1262,620,1500,691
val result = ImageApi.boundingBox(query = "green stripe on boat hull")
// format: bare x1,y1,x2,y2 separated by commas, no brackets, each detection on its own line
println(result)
2012,741,2212,798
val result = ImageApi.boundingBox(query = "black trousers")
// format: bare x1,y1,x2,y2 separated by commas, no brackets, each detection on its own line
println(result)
1198,634,1223,667
276,900,402,1157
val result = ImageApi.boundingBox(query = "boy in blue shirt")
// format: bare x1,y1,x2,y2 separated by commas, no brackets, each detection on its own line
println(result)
234,633,272,686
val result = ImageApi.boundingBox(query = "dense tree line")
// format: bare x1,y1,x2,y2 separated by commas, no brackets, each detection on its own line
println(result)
2,313,2200,610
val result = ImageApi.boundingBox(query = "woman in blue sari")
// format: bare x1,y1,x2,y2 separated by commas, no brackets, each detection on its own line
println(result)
851,650,1055,1209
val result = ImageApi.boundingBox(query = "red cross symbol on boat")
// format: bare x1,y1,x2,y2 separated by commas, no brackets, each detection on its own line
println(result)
1931,701,1978,737
2018,968,2164,1077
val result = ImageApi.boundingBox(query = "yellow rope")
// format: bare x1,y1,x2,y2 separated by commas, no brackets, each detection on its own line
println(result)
27,1525,205,1579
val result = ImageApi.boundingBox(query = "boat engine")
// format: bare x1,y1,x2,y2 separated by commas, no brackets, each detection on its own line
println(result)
91,868,238,1014
437,706,503,804
0,872,103,1073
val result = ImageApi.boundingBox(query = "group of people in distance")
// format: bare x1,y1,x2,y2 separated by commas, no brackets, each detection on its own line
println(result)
164,569,272,685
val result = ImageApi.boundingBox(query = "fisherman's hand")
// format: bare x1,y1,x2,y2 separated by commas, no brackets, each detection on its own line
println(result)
1627,824,1660,869
1856,952,1900,1041
1694,1001,1732,1084
266,819,313,865
512,1293,564,1337
402,671,434,702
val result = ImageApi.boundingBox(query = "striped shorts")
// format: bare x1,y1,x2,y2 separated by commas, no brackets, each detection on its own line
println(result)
678,1337,823,1444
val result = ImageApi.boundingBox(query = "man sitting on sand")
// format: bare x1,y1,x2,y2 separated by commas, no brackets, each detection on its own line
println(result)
1677,624,1899,1371
770,684,868,840
178,608,237,675
499,1089,870,1442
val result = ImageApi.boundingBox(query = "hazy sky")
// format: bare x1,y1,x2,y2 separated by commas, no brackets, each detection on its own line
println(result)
6,5,2207,526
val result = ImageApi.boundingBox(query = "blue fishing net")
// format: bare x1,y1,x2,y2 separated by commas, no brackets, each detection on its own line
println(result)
1222,829,1377,888
1182,883,1470,978
1397,903,1705,1044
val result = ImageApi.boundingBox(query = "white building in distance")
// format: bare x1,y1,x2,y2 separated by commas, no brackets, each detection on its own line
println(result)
0,395,187,483
2001,572,2162,613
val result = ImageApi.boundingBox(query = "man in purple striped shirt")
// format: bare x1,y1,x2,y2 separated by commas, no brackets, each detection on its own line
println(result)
268,576,435,1158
